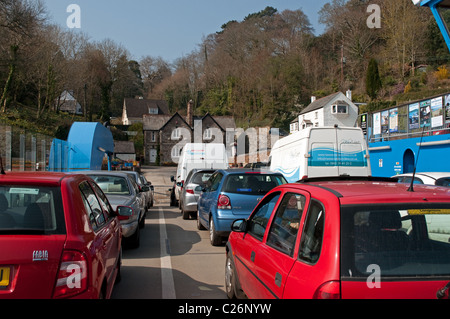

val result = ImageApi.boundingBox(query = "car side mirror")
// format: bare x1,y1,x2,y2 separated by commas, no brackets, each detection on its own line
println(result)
231,219,247,233
140,185,150,192
170,176,175,182
116,206,134,220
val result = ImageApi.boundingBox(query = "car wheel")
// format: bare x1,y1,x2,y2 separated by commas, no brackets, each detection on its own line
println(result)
128,224,140,248
115,247,122,284
182,207,190,220
139,212,146,229
225,250,246,299
197,213,206,230
225,251,237,299
209,218,221,246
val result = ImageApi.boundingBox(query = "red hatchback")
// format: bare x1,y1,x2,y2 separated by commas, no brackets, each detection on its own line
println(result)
0,172,124,299
226,177,450,299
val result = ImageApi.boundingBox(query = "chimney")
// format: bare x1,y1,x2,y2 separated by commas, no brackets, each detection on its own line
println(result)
311,96,316,103
187,99,194,127
346,90,352,101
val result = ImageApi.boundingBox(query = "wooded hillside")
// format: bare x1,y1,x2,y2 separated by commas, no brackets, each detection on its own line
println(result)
1,0,449,134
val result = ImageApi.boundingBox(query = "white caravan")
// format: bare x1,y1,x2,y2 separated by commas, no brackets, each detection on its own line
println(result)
269,126,371,183
171,143,229,205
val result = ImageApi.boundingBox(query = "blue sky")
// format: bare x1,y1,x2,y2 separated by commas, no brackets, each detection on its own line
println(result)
42,0,330,63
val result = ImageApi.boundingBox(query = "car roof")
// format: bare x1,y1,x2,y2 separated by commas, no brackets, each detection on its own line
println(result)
219,168,283,175
0,171,84,186
394,172,450,180
280,179,450,205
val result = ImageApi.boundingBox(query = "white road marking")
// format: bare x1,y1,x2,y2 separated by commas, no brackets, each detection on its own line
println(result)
159,207,176,299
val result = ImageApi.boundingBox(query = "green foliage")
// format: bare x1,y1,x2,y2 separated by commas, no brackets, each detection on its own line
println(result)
366,58,382,100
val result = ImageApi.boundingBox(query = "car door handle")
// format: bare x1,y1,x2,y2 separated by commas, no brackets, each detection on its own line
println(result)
275,272,282,287
251,251,255,262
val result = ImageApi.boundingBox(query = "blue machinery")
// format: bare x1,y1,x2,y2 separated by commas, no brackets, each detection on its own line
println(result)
48,122,114,172
365,1,450,177
414,0,450,52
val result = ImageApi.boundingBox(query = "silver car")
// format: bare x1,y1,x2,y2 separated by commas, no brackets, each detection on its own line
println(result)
126,171,154,210
82,171,145,248
180,169,215,219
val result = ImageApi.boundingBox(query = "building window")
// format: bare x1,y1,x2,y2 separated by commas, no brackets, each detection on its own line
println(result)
151,131,157,142
204,128,212,140
171,144,183,159
332,104,348,114
171,128,181,139
149,107,158,114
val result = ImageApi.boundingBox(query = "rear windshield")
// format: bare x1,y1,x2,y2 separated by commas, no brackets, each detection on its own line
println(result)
89,175,131,195
191,172,214,186
341,204,450,278
223,174,286,195
0,186,65,234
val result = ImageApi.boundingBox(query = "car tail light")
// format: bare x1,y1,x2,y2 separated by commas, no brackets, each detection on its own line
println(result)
186,187,195,195
117,206,135,220
218,194,231,209
313,281,341,299
53,250,88,299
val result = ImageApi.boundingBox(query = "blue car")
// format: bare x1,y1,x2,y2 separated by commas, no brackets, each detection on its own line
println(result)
197,169,287,245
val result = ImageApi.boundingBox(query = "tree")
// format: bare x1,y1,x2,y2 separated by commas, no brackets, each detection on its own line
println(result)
366,58,382,100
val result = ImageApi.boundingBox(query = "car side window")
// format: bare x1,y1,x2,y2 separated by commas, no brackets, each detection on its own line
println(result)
79,181,106,231
266,193,306,256
247,192,281,241
298,199,325,264
209,173,223,192
91,182,114,220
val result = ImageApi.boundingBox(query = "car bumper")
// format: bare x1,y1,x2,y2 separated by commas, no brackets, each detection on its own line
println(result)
183,201,198,212
120,220,138,238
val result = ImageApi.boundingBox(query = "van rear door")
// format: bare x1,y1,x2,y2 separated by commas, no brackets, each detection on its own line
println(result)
307,127,370,178
307,127,340,178
336,128,370,177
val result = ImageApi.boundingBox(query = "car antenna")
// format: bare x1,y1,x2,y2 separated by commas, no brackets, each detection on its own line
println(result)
0,155,5,175
407,126,425,192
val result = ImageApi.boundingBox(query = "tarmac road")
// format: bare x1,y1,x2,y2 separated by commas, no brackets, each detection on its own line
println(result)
111,166,227,299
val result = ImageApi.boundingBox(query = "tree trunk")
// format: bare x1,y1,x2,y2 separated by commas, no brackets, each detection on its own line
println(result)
1,45,18,113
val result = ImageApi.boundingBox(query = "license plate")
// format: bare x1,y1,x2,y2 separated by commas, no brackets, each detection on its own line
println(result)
0,267,10,287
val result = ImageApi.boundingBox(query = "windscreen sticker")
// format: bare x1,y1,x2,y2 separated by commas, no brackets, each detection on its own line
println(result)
409,209,450,215
9,188,39,195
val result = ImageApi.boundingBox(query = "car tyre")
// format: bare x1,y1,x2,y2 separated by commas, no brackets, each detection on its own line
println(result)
209,217,221,246
197,214,206,230
225,251,238,299
182,207,190,220
128,224,140,249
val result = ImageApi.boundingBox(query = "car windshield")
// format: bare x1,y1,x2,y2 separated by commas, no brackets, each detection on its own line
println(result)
341,204,450,278
191,172,214,186
223,174,286,195
89,175,131,195
0,186,65,234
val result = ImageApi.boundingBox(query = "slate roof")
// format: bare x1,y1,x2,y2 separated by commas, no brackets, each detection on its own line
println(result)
114,141,135,154
299,92,341,115
124,98,169,117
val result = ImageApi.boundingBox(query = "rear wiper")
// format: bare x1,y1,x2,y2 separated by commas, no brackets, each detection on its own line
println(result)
436,281,450,299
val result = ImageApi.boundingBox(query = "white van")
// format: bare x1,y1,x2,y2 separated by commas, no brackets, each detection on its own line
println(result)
170,143,228,206
269,126,371,183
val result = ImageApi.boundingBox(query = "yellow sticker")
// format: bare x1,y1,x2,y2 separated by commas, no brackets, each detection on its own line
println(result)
409,209,450,215
0,267,10,287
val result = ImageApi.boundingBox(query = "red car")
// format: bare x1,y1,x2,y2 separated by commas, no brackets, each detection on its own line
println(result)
0,172,126,299
226,177,450,299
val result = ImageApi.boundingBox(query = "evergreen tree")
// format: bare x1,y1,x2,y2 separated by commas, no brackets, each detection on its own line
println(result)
366,58,382,100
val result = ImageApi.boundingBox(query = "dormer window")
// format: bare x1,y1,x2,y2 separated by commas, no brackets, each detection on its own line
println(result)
331,102,348,114
149,107,158,114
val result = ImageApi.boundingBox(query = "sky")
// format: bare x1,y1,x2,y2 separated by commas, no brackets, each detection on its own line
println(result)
42,0,331,63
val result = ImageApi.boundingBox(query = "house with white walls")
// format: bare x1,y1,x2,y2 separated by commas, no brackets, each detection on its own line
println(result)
290,91,359,134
